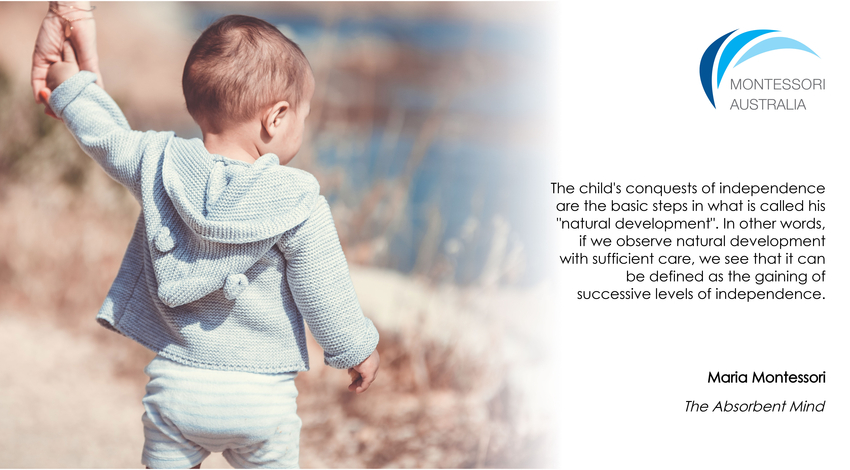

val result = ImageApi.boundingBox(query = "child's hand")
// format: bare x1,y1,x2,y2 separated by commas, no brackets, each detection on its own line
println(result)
348,350,380,394
38,41,81,118
46,41,80,91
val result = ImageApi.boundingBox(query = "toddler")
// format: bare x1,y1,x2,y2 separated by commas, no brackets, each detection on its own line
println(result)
42,15,379,469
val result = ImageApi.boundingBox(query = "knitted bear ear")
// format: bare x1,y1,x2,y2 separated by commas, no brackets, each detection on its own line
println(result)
223,273,249,300
155,226,175,253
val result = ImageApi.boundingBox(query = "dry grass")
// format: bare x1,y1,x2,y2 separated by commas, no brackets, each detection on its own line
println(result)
0,4,555,467
0,175,555,467
0,114,555,467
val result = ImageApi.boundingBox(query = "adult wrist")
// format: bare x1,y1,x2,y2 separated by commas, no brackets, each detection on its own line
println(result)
48,2,95,21
47,1,96,39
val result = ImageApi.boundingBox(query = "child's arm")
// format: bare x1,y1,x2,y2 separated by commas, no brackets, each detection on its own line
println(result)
280,196,380,392
41,41,150,195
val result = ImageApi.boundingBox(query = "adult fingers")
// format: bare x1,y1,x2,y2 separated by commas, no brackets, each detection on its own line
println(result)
44,105,59,120
62,41,77,64
32,16,66,102
39,89,59,119
32,76,47,103
32,53,49,102
69,21,103,88
32,45,57,103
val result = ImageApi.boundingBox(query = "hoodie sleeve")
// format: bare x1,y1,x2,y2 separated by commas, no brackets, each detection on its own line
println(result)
280,196,379,370
48,71,149,196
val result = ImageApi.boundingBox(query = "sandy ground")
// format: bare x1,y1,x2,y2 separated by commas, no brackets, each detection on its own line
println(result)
0,166,555,468
0,313,235,469
0,313,147,468
0,266,555,468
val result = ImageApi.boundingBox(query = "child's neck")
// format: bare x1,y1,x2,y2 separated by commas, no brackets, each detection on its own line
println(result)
202,124,262,164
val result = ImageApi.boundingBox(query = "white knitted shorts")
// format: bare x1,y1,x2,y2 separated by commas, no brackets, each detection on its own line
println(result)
141,355,301,469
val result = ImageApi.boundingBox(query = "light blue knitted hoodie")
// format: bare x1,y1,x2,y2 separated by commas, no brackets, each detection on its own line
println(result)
49,71,378,373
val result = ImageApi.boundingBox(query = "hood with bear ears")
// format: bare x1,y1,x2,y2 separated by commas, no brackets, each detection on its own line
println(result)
149,138,319,308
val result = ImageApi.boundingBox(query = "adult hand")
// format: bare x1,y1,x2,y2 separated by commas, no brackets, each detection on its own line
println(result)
31,1,102,116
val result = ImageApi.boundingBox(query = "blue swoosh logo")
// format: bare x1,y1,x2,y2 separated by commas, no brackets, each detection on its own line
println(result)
700,30,819,108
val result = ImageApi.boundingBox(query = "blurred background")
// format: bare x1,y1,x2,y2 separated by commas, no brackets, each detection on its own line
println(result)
0,2,557,468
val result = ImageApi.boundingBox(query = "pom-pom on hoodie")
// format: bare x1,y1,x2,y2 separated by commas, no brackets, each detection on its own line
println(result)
49,71,378,373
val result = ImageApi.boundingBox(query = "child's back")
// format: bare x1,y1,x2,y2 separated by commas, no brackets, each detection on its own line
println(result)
44,14,379,469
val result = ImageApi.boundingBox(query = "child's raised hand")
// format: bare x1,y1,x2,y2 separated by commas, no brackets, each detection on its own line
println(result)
46,41,81,91
39,41,81,118
348,350,380,394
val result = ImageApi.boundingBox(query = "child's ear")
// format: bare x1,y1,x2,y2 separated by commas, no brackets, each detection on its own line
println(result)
263,100,291,137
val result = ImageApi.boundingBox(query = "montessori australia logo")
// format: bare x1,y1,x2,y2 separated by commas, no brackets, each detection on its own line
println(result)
699,29,821,110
